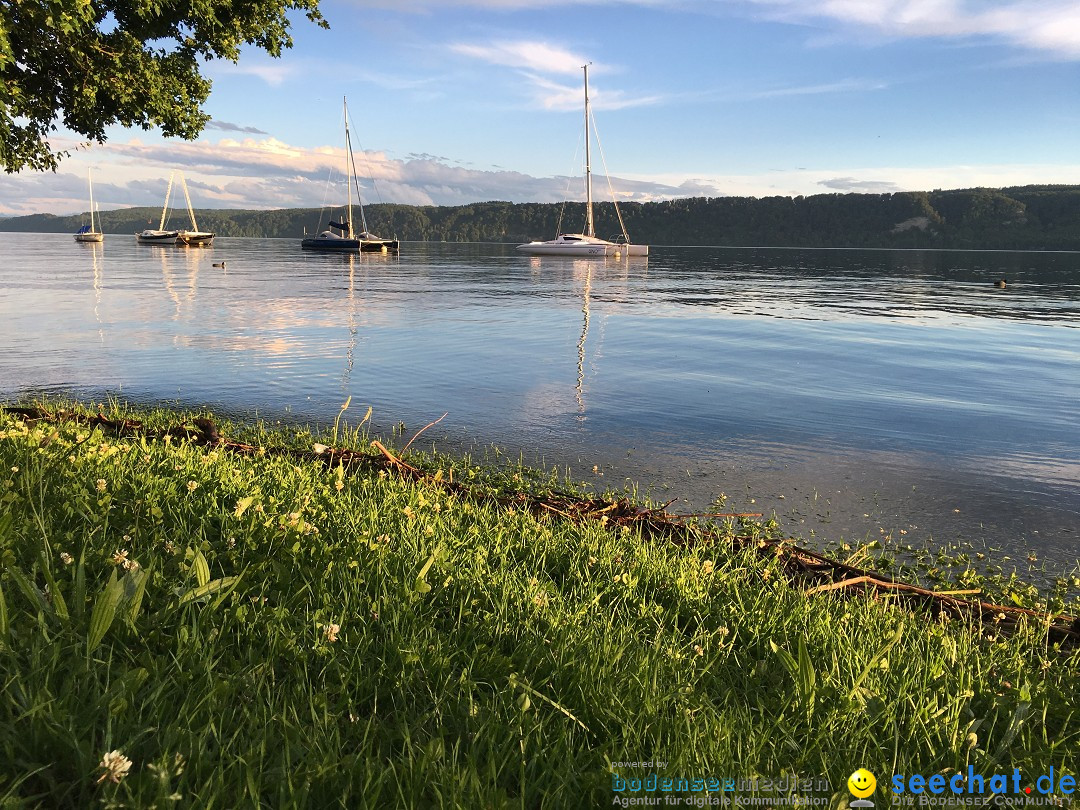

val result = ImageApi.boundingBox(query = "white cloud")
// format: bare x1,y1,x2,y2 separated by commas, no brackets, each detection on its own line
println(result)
217,61,299,86
523,72,664,111
449,41,587,74
743,78,888,100
819,176,905,193
449,39,664,110
739,0,1080,58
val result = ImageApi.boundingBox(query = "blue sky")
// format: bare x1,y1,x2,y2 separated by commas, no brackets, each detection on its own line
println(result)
3,0,1080,216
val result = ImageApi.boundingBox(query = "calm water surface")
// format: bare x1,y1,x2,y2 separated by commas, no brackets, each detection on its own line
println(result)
2,233,1079,571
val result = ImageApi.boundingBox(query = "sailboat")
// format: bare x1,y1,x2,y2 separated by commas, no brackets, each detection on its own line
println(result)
74,169,104,243
517,64,648,258
176,171,215,245
302,98,399,253
136,171,182,243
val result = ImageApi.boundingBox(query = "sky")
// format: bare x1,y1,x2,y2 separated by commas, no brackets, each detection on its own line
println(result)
3,0,1080,216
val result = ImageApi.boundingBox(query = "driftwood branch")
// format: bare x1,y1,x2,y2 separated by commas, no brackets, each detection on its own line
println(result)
400,412,448,455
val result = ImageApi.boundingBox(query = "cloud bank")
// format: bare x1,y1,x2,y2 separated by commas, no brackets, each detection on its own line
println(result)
0,134,723,216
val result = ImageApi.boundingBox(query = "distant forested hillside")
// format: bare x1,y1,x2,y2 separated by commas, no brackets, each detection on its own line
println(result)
4,186,1080,249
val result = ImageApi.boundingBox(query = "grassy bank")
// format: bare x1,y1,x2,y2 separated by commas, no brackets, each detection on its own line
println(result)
0,400,1077,808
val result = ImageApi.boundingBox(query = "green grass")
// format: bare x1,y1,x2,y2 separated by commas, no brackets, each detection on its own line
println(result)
0,400,1077,808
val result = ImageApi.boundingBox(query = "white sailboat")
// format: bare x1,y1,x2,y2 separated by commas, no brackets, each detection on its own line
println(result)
136,171,182,243
302,98,399,253
517,64,648,258
74,169,104,243
176,171,215,245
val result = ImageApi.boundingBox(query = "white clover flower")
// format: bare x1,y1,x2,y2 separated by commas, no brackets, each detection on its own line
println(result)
97,750,132,784
60,552,74,565
324,623,340,643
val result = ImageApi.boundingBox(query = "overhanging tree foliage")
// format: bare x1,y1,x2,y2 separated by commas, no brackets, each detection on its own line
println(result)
0,0,326,172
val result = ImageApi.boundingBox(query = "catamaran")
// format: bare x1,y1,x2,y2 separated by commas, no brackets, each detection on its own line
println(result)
302,98,399,253
517,64,648,258
74,169,104,243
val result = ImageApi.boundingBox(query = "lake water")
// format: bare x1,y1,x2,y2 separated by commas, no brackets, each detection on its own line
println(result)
2,233,1078,572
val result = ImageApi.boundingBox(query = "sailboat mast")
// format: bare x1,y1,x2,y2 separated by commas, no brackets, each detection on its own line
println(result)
179,171,198,231
159,171,175,231
88,169,96,232
583,63,594,238
344,98,354,239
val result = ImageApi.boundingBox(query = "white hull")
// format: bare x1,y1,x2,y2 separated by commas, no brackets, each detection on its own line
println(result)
517,241,618,257
74,232,104,243
516,234,648,257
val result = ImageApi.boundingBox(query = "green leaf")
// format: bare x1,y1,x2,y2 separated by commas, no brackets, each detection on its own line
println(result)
7,566,50,617
769,639,797,677
233,496,255,518
178,576,240,607
796,636,816,703
0,578,8,636
0,510,14,543
413,551,437,594
124,568,149,626
87,569,124,654
192,549,210,588
849,624,903,699
73,546,87,621
38,553,69,623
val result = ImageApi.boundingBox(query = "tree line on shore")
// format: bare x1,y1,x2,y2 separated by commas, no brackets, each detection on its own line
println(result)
4,184,1080,250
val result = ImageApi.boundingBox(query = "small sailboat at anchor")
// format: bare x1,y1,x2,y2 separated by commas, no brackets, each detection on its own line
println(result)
176,172,215,246
517,64,648,258
74,169,104,243
136,170,215,245
302,98,399,253
136,171,182,243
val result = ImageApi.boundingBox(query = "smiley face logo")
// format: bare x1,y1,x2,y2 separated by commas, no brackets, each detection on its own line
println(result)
848,769,876,799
